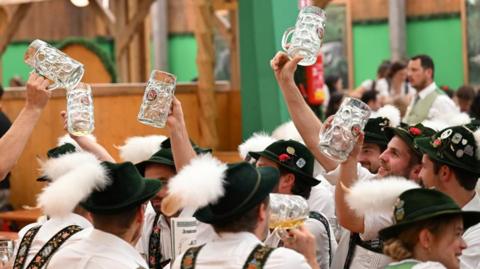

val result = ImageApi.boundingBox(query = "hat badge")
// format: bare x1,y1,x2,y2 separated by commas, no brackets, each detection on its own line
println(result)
296,158,306,168
394,198,405,222
286,146,295,155
440,129,453,139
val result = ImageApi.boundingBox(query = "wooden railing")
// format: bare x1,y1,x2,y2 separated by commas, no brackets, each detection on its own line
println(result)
1,82,242,208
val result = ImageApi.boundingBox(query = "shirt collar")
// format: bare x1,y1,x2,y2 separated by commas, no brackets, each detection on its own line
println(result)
418,82,437,99
89,228,146,263
215,231,261,244
463,192,480,211
47,213,92,229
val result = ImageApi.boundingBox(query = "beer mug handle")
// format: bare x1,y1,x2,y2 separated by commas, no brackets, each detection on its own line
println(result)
281,27,295,51
46,81,60,91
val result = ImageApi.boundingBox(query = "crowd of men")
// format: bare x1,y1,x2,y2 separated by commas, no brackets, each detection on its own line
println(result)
1,51,480,269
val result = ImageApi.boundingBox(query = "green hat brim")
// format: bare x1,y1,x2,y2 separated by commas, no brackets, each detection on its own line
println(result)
248,150,320,186
384,127,420,156
81,179,163,214
194,166,278,224
135,156,176,175
364,132,389,147
415,137,480,174
379,210,480,240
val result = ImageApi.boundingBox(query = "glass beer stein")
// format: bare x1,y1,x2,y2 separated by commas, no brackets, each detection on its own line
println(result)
281,6,326,66
67,83,94,136
138,70,177,128
24,39,84,90
269,193,309,230
318,97,371,162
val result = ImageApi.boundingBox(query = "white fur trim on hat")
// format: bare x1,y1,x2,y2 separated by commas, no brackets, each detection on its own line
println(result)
238,133,277,160
373,105,401,127
118,135,168,164
271,121,305,143
345,176,420,216
37,153,109,217
422,107,471,131
57,134,97,151
40,152,100,182
166,154,227,209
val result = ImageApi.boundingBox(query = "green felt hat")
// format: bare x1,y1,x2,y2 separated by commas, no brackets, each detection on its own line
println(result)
414,124,480,174
81,161,163,214
379,188,480,240
194,162,279,224
384,123,436,157
364,117,391,147
248,140,320,186
37,143,78,182
135,138,212,175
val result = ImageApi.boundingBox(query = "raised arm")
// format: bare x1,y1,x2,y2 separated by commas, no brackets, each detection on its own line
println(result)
60,111,115,162
270,52,337,172
335,133,365,233
167,97,196,171
0,73,51,180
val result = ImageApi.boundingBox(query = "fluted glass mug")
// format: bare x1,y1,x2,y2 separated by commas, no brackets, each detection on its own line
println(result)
318,97,371,162
24,39,84,90
67,83,94,136
138,70,177,128
269,193,309,230
281,6,326,66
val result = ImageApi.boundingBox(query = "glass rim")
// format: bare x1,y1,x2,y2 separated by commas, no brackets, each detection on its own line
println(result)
300,5,326,17
341,96,371,111
150,70,177,81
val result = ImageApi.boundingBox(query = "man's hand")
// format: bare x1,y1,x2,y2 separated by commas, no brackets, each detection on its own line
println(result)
282,225,319,269
345,132,364,164
166,97,185,131
25,72,51,111
270,52,303,85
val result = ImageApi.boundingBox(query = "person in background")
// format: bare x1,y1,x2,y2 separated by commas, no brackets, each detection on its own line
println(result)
384,61,416,106
353,60,391,99
325,75,343,95
360,90,380,112
470,89,480,119
325,92,344,118
454,85,476,113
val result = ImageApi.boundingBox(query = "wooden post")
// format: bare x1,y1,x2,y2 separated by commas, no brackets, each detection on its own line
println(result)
460,0,469,84
0,3,32,56
114,0,129,82
152,0,168,70
229,9,240,91
189,0,219,148
389,0,407,61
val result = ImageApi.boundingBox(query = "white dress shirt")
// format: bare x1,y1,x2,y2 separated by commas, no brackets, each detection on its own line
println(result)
404,82,459,124
460,193,480,269
47,228,148,269
171,232,312,269
14,213,92,268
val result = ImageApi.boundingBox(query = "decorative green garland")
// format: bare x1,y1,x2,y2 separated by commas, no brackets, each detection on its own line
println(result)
56,37,117,82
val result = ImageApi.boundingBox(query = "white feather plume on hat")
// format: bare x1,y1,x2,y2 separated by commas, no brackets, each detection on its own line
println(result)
345,176,420,216
473,129,480,161
57,134,96,150
162,154,227,216
371,105,401,127
118,135,168,164
37,152,109,217
271,121,305,143
238,132,277,160
422,108,471,131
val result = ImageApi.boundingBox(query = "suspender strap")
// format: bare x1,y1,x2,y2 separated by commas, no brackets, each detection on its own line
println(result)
13,225,41,269
242,244,275,269
343,233,384,269
309,211,332,266
25,225,82,269
180,244,205,269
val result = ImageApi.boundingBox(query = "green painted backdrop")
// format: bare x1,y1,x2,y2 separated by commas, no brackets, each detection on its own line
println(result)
353,16,464,88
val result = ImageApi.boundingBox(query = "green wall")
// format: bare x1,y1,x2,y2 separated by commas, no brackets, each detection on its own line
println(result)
353,16,464,89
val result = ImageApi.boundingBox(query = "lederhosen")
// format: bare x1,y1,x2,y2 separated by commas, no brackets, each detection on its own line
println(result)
180,244,275,269
343,233,383,269
13,224,83,269
309,211,333,267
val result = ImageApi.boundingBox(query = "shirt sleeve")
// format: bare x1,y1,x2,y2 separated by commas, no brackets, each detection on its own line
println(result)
305,216,338,269
460,223,480,269
360,212,393,241
265,248,312,269
323,163,375,186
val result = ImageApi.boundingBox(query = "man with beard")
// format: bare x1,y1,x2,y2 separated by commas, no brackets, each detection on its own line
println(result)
403,55,457,125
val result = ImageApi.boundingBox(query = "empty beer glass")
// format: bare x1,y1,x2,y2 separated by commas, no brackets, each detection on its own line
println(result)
318,97,371,162
24,39,84,90
281,6,326,66
138,70,176,128
67,83,94,136
269,193,309,230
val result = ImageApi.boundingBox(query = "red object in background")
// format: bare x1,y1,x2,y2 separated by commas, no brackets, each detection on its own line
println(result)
305,54,326,105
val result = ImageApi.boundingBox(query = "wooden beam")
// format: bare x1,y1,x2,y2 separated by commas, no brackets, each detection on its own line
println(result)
91,0,116,34
0,0,49,5
0,3,32,56
229,9,240,91
189,0,219,148
116,0,155,58
214,12,231,43
346,0,354,88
